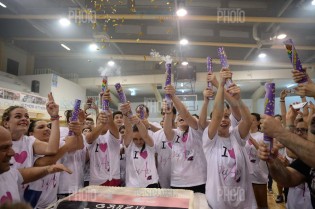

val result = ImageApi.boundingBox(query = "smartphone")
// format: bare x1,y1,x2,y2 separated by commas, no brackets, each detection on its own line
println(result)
292,102,307,110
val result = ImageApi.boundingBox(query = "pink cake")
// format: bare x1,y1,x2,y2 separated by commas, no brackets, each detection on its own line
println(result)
53,186,194,209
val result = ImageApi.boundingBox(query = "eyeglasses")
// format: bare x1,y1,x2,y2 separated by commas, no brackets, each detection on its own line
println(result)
295,128,308,134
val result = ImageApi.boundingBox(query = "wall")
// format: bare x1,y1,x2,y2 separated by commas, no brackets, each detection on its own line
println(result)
1,42,28,75
19,74,52,97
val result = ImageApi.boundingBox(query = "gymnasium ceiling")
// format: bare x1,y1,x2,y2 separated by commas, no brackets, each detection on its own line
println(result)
0,0,315,102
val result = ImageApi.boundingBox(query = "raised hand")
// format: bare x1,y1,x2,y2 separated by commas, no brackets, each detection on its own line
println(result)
164,85,176,97
162,100,173,114
219,68,232,84
46,92,59,117
280,89,288,100
129,115,140,125
207,73,219,88
260,115,283,138
203,88,214,101
102,89,111,101
257,142,279,163
291,68,309,83
120,102,131,116
294,83,315,98
68,121,82,136
227,83,240,100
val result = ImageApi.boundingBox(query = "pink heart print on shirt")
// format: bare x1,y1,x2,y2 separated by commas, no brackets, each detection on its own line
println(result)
168,142,172,149
228,148,235,159
14,151,27,164
99,143,108,152
1,192,12,204
248,139,253,145
182,132,188,142
140,151,148,159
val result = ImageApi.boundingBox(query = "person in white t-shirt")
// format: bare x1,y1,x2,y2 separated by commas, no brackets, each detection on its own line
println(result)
153,106,177,189
163,85,207,193
244,113,268,209
24,119,81,209
120,103,159,188
203,69,257,209
1,93,61,200
0,126,71,205
85,101,121,186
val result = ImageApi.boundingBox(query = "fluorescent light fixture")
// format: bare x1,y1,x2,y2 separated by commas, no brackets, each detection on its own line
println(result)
286,83,296,88
312,0,315,5
89,43,99,51
59,18,71,27
129,88,136,96
60,44,70,51
176,8,187,16
0,2,7,8
258,53,266,58
181,89,184,93
180,39,188,45
108,60,115,66
181,61,189,66
277,34,287,40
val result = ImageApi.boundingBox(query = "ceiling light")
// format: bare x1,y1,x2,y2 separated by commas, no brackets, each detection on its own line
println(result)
286,83,296,88
312,0,315,5
258,53,266,58
0,2,7,8
176,8,187,16
181,89,184,93
180,39,188,45
108,60,115,66
277,34,287,40
89,43,99,51
181,61,189,66
181,83,184,87
60,44,70,51
59,18,71,27
129,88,136,96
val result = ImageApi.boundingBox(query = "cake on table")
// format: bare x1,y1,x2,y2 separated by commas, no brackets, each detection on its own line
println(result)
49,186,195,209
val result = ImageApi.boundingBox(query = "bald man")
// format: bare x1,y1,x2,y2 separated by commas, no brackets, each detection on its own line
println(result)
0,126,71,204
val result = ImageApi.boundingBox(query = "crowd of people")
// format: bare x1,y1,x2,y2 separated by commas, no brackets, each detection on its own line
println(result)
0,67,315,209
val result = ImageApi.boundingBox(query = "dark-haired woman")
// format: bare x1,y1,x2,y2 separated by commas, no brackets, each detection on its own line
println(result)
120,103,159,188
245,113,268,209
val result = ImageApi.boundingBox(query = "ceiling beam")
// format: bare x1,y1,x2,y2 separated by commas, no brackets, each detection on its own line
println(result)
35,52,315,68
78,68,315,89
12,37,315,50
1,14,315,24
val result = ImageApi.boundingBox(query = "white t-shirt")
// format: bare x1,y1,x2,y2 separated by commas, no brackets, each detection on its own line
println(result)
245,132,268,184
120,143,126,187
154,129,172,188
10,135,36,199
287,182,313,209
26,154,60,209
88,131,120,185
125,142,159,188
170,126,207,187
0,168,23,204
58,138,86,194
203,126,257,209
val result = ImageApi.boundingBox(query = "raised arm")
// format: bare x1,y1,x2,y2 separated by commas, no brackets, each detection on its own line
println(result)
207,69,226,139
164,85,198,130
257,142,305,187
279,90,287,127
199,88,214,129
85,112,107,144
120,102,132,147
261,115,315,168
33,93,60,155
162,101,176,141
130,115,154,147
102,89,119,139
207,72,241,121
19,164,72,184
227,84,251,139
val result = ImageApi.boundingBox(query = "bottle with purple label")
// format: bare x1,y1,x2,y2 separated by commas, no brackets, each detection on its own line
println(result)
283,39,307,83
206,56,214,100
68,99,81,136
218,47,233,88
114,83,133,118
101,76,110,113
263,83,275,154
165,63,172,110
